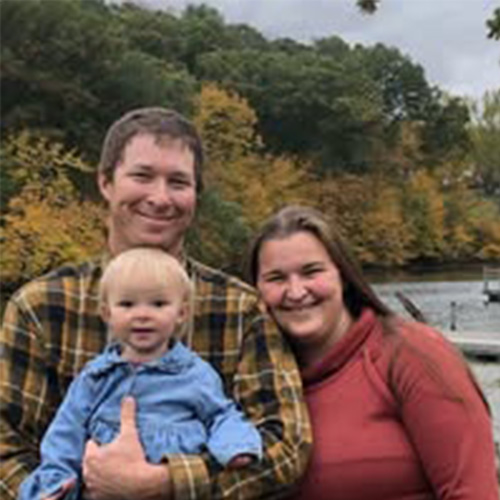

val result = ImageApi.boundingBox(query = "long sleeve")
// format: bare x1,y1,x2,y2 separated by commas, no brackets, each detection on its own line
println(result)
18,371,94,499
0,292,61,498
193,360,262,466
166,301,312,500
1,258,311,500
392,327,499,499
1,262,105,499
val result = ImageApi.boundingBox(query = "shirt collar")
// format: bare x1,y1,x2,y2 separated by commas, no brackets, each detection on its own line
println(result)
88,340,195,376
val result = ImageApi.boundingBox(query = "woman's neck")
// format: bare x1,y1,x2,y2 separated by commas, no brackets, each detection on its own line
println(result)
297,310,354,369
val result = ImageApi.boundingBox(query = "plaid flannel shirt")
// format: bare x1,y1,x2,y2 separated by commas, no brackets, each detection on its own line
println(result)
0,255,312,499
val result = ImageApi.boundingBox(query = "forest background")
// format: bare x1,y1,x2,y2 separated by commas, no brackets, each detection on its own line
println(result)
1,0,500,296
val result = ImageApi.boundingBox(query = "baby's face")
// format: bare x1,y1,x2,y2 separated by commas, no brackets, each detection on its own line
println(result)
105,280,186,362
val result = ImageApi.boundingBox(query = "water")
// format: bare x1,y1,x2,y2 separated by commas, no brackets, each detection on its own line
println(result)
373,279,499,333
370,269,500,462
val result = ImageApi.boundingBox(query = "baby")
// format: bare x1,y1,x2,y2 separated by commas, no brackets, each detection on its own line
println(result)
19,248,262,500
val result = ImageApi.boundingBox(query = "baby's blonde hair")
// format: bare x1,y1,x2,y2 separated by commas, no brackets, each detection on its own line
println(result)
99,248,193,334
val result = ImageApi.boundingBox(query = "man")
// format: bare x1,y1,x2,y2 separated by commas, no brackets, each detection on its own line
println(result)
0,108,312,499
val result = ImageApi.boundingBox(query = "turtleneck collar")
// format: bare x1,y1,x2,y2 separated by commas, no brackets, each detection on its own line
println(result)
300,308,378,386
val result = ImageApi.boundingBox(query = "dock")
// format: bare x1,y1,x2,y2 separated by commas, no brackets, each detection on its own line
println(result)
483,266,500,303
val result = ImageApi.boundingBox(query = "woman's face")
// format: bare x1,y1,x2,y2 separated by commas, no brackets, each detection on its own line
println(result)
257,231,353,364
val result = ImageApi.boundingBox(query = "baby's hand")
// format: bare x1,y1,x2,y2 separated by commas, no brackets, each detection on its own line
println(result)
227,453,255,469
42,478,76,500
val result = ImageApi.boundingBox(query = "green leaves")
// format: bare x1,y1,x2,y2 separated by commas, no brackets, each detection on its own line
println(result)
487,7,500,40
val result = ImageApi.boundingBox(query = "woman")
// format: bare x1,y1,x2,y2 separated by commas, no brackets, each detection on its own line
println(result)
246,205,498,500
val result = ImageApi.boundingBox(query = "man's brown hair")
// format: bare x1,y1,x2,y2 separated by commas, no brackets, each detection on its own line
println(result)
99,107,204,194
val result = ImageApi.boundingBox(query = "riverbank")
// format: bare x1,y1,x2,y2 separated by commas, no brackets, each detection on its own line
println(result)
365,261,495,284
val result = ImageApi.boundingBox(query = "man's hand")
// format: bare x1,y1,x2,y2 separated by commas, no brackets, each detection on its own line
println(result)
82,396,172,500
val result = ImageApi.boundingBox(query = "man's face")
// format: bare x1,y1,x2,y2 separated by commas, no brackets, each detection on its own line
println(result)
99,134,197,256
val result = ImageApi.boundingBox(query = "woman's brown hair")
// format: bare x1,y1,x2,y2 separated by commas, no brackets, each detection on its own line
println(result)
245,205,391,320
246,205,490,412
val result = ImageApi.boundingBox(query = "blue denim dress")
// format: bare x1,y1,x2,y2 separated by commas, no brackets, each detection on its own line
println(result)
19,342,262,500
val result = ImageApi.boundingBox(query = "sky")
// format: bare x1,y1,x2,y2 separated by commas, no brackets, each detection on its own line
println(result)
140,0,500,102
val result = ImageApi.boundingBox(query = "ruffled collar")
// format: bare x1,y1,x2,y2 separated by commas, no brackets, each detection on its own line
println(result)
300,308,378,386
87,340,195,376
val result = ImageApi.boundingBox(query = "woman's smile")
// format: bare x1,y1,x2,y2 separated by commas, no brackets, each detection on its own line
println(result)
257,231,353,366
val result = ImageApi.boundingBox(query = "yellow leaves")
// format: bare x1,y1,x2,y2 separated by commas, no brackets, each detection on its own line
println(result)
238,155,315,228
469,199,500,260
195,83,318,230
0,196,104,284
319,175,412,266
194,84,261,180
403,170,446,258
1,132,103,287
1,130,94,211
3,130,92,180
360,184,412,266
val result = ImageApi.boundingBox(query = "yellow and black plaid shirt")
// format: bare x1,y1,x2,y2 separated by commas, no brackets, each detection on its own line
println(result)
0,255,311,499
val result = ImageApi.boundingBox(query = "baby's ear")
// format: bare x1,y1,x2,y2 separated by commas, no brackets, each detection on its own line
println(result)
100,302,110,323
176,299,189,325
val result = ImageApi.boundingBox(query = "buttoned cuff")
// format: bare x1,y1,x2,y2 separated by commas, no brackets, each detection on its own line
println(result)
165,454,211,500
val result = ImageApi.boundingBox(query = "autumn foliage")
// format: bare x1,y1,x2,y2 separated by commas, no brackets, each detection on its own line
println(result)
2,84,500,292
0,132,104,289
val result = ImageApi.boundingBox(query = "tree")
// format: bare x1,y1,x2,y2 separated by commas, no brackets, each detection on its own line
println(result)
1,193,104,288
317,174,373,259
178,5,234,72
0,130,94,215
186,189,250,275
356,0,380,14
356,2,498,41
359,182,412,265
194,83,262,187
370,120,425,179
469,90,500,197
112,2,181,62
487,7,500,39
354,44,434,124
402,171,446,261
0,0,197,161
195,84,314,229
0,133,104,288
198,48,384,172
421,93,471,165
318,175,411,266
